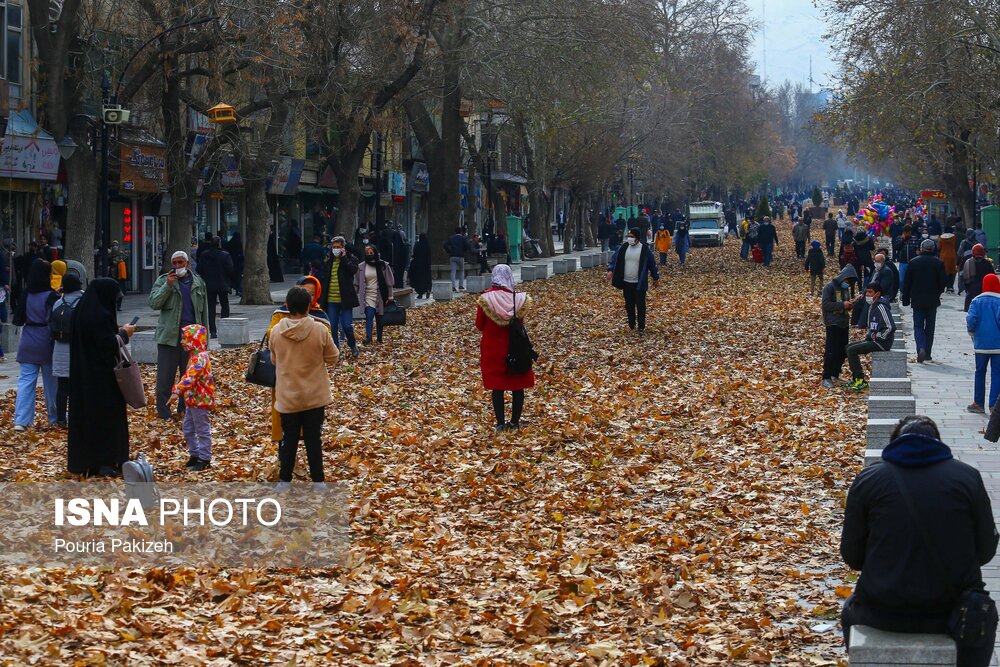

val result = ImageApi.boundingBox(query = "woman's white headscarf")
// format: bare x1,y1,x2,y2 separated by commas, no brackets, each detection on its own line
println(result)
491,264,515,292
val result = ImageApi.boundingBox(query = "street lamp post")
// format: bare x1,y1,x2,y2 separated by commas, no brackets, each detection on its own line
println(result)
100,73,111,278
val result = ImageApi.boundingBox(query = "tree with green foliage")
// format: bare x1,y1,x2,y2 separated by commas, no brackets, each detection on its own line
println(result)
812,186,823,207
755,194,771,220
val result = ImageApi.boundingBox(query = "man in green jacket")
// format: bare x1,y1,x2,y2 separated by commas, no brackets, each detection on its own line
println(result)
149,251,210,419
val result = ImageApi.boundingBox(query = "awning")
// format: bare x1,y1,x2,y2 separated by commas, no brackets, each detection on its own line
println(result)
0,111,60,181
298,185,338,195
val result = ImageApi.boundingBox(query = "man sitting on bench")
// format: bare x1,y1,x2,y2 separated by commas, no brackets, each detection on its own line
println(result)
845,282,896,392
841,415,998,667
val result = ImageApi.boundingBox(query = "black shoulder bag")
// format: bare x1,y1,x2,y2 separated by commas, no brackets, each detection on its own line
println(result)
505,293,538,375
887,463,998,648
246,333,276,387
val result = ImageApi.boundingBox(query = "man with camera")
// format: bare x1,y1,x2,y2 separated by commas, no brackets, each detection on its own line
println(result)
149,251,210,419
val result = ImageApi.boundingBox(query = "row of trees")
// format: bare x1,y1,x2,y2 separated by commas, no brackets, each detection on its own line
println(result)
819,0,1000,223
29,0,816,303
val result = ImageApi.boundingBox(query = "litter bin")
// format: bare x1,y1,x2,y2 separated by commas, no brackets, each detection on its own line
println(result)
982,205,1000,265
506,215,523,264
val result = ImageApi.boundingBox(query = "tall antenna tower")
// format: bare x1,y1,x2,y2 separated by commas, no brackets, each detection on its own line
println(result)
762,0,767,83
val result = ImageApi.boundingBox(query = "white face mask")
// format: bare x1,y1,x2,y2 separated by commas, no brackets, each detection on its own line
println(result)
865,296,875,304
174,267,188,278
874,262,883,270
331,248,343,257
627,237,639,246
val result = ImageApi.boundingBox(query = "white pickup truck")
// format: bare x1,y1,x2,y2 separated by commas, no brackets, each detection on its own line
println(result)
687,201,725,247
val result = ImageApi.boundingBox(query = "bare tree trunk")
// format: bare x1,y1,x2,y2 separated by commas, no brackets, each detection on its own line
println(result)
564,193,579,255
64,153,99,278
241,178,272,305
329,138,369,239
515,115,552,258
168,177,197,260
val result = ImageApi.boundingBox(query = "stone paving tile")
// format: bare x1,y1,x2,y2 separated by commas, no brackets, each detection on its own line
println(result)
905,292,1000,660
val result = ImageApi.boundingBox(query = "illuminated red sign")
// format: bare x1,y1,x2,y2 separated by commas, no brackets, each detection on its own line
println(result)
122,207,133,243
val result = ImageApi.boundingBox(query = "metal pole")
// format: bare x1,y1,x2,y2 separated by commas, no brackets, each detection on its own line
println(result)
374,132,383,231
101,73,110,278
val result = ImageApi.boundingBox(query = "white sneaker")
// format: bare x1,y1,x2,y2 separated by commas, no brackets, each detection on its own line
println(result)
273,481,292,494
13,424,25,432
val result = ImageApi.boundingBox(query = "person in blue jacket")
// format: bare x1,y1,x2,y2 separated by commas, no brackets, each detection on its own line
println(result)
966,273,1000,413
607,227,659,335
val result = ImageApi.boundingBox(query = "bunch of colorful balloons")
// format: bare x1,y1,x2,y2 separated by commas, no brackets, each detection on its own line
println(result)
855,194,896,237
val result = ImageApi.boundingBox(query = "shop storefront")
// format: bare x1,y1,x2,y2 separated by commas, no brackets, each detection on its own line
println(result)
119,141,168,291
0,111,59,252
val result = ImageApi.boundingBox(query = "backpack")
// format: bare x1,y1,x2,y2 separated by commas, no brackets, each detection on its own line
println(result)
49,293,81,343
505,294,539,374
747,221,760,241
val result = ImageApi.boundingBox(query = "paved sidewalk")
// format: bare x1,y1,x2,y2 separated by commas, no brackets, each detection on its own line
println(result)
903,290,1000,664
0,245,604,394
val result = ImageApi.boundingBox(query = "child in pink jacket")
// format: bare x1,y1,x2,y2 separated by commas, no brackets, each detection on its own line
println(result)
168,324,216,471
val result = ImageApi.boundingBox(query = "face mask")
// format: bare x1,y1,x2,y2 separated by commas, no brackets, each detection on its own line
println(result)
175,267,188,278
922,234,929,239
366,255,377,264
841,282,850,289
363,239,370,245
865,296,875,304
627,237,638,246
331,248,343,257
874,262,883,270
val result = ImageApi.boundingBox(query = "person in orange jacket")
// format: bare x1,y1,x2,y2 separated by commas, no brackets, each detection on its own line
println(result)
168,323,216,471
654,224,672,266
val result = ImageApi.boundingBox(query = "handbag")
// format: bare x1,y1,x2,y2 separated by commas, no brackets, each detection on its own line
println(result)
505,292,539,374
382,303,406,327
121,453,159,510
114,339,148,408
887,464,998,648
245,333,276,387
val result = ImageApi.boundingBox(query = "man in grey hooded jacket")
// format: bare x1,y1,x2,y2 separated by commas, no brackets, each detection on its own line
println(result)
821,264,861,388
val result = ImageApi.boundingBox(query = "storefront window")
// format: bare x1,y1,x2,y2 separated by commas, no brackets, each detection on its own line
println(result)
194,200,209,240
222,195,240,238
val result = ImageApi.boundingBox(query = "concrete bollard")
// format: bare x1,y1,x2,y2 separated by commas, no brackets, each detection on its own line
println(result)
872,350,907,378
848,625,955,667
394,289,415,308
0,322,20,355
520,266,537,281
866,418,900,449
466,275,488,293
552,259,568,275
868,395,916,420
130,331,157,364
533,263,549,280
864,449,883,467
580,254,594,269
432,281,454,301
565,258,578,272
217,318,250,348
869,378,912,396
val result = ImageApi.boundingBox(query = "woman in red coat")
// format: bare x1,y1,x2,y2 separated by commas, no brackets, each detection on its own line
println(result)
476,264,534,431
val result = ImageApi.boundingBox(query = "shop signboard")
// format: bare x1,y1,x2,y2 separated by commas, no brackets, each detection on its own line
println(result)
120,144,168,193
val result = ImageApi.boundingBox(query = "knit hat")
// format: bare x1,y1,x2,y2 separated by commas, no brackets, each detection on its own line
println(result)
973,244,986,257
984,273,1000,294
920,239,936,253
811,240,821,249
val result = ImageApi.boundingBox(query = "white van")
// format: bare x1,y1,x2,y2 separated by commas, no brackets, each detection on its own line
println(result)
687,201,725,247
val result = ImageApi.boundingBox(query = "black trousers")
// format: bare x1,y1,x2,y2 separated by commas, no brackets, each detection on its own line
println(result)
822,325,849,380
622,283,647,330
847,339,880,380
826,233,836,256
56,376,70,423
279,407,325,482
795,240,806,258
207,290,230,336
155,343,189,418
842,595,994,667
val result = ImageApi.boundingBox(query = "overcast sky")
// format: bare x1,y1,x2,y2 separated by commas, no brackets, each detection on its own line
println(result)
747,0,838,90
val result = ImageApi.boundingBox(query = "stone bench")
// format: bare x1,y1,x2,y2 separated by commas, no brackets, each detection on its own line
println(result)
0,322,19,355
217,317,250,348
580,254,595,268
520,265,538,281
868,395,916,421
866,418,899,449
872,350,907,379
431,281,454,301
869,378,911,396
552,258,568,275
466,275,488,293
130,331,157,364
532,263,549,280
393,287,415,309
564,257,578,272
848,624,955,666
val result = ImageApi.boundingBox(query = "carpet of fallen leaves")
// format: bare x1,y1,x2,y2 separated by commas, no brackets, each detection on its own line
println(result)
0,235,866,666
